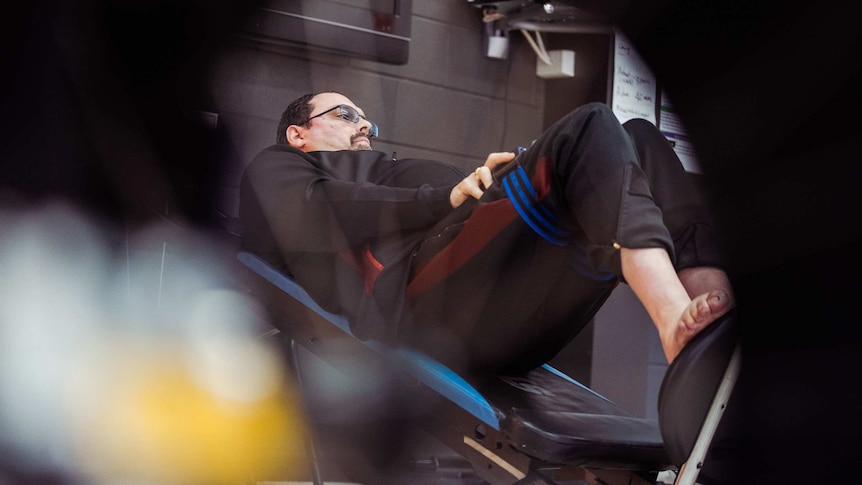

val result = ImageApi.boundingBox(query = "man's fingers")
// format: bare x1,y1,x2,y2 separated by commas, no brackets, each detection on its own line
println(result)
477,152,515,189
475,166,493,189
452,152,516,208
484,151,516,170
450,174,484,208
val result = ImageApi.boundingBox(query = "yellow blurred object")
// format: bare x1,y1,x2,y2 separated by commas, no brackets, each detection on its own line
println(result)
0,205,309,483
70,346,309,484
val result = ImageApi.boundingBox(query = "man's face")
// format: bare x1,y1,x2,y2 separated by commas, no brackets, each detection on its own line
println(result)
288,92,375,152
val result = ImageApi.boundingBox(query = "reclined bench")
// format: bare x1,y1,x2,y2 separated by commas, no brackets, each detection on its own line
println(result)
237,251,740,485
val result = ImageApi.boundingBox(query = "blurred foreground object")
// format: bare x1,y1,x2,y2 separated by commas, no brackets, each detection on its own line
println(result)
0,202,308,484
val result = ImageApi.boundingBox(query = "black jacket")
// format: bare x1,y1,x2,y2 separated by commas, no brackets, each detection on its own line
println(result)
239,144,464,341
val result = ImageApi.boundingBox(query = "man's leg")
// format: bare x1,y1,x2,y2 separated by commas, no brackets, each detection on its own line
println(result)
411,103,732,367
621,118,735,362
509,104,733,363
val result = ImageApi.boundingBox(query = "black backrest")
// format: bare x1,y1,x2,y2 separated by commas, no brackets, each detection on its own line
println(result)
658,310,741,483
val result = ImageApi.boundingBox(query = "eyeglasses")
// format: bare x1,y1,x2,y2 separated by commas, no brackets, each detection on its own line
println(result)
299,104,379,138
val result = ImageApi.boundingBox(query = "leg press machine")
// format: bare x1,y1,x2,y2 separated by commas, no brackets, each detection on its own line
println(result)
237,251,741,485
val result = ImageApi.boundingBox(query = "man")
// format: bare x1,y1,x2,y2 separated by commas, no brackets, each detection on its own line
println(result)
240,91,733,372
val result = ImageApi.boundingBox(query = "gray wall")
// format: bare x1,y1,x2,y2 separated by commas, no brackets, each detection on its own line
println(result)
207,1,545,223
204,0,666,420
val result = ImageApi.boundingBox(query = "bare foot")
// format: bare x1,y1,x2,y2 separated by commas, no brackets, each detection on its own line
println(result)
661,289,734,364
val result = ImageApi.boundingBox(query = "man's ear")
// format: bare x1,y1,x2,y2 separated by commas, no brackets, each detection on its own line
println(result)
285,125,305,149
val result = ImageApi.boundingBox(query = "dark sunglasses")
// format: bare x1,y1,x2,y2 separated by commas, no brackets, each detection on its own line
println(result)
299,104,379,138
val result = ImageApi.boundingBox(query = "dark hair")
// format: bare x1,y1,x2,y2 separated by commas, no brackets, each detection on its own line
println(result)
275,91,338,144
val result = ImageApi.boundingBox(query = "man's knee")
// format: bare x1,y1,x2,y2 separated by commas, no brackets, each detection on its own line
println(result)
568,102,617,124
623,117,661,141
549,102,627,144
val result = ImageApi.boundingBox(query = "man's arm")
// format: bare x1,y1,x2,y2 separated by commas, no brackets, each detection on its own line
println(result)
242,148,457,253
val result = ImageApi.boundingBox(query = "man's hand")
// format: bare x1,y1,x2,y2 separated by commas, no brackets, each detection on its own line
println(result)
449,152,515,208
